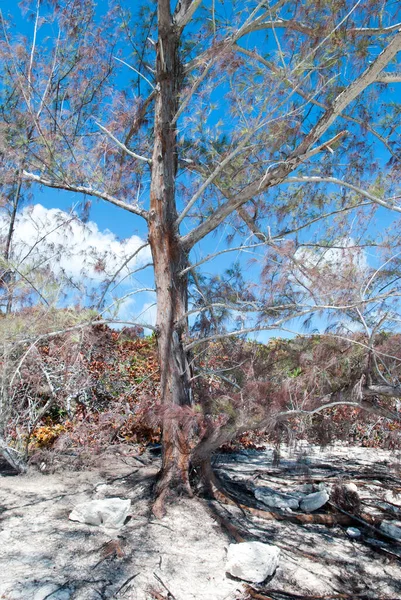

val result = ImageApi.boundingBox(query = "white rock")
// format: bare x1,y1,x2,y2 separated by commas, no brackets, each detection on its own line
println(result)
69,497,131,528
226,541,280,583
346,527,361,539
344,483,358,493
300,490,329,512
254,487,299,510
380,520,401,540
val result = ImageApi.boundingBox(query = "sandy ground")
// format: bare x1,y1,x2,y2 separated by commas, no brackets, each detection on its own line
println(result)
0,443,400,600
215,443,401,599
0,448,243,600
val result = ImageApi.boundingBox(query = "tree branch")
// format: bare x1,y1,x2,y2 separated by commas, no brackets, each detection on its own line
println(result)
95,121,152,164
375,73,401,83
283,176,401,214
174,0,203,29
234,45,398,158
181,31,401,248
22,171,149,220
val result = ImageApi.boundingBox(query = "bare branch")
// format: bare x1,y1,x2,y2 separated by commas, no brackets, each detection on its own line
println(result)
283,176,401,214
95,121,152,164
114,56,155,90
15,318,156,349
27,0,41,107
180,241,268,276
276,397,400,421
375,73,401,83
174,0,203,29
22,171,149,220
96,243,150,309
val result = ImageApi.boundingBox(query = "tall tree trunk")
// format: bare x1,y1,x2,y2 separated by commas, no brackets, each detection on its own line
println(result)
149,2,193,516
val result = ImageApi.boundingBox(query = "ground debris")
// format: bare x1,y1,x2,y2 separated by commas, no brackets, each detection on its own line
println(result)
244,587,390,600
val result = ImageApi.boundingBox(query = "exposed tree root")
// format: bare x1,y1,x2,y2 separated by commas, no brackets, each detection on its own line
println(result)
212,487,354,526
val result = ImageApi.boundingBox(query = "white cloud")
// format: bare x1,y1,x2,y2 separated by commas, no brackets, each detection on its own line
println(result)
288,237,370,311
0,203,151,283
293,237,368,295
295,237,367,276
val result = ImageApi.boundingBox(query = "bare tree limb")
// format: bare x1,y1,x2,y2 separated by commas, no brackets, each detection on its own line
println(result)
174,0,203,29
22,171,149,220
283,176,401,214
95,121,152,164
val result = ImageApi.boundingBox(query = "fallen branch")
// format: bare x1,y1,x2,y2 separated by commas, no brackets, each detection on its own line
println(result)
328,501,401,545
243,505,353,526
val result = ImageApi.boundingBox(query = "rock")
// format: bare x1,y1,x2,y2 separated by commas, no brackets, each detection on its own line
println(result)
296,483,314,494
69,497,131,528
384,490,401,507
300,489,329,512
33,585,72,600
344,482,358,493
226,541,280,583
254,487,299,510
346,527,361,539
380,520,401,540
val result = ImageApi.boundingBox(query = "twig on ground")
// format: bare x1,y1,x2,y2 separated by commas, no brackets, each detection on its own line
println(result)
153,573,177,600
113,572,140,596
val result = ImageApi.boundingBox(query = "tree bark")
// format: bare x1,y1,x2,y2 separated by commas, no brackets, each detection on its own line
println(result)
2,176,22,314
149,2,193,516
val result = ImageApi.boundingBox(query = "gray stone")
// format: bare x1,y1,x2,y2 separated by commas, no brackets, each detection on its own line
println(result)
226,541,280,583
346,527,361,539
380,520,401,540
254,487,299,510
300,489,329,512
33,585,72,600
69,497,131,528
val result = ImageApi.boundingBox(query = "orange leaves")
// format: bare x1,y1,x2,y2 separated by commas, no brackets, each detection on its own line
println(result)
30,423,68,448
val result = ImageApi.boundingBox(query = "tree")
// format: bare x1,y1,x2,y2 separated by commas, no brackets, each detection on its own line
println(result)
2,0,401,513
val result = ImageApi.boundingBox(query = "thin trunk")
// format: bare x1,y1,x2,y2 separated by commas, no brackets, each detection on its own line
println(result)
0,437,28,473
149,3,193,516
3,176,22,314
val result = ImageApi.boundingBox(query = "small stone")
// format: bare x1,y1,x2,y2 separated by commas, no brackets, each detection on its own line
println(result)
254,487,299,510
300,489,329,512
226,541,280,583
69,497,131,528
380,520,401,540
344,483,358,493
346,527,361,539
